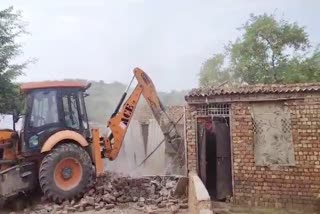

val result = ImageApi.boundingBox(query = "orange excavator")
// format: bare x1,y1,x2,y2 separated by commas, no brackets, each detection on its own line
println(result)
0,68,182,205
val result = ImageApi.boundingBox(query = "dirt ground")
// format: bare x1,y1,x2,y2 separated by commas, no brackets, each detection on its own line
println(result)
1,203,188,214
0,196,187,214
74,208,187,214
70,203,187,214
1,209,186,214
1,207,187,214
212,201,312,214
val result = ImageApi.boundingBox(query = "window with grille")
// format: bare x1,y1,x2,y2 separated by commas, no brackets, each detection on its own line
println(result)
196,103,230,117
251,102,295,166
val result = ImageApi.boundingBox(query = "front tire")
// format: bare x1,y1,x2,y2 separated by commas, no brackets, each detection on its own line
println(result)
39,143,94,203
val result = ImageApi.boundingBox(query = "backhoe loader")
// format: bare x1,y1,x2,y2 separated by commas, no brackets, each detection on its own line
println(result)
0,68,183,205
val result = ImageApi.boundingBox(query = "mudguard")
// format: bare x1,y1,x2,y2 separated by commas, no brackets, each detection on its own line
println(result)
41,130,89,153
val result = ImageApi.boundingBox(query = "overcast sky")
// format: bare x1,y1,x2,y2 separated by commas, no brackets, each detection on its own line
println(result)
1,0,319,91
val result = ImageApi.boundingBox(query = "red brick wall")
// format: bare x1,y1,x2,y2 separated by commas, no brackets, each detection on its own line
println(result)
186,95,320,209
185,105,197,172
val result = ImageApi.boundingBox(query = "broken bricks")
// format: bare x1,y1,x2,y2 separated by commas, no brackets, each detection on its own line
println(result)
23,172,187,214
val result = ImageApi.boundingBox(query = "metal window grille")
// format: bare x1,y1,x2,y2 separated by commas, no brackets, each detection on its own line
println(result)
252,114,292,135
196,103,230,117
251,103,295,166
281,118,292,134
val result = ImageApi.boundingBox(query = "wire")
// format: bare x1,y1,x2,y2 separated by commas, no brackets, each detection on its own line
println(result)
136,138,166,168
133,113,184,170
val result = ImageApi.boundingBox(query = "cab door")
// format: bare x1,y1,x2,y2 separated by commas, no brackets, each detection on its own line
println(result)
23,89,62,153
60,89,90,138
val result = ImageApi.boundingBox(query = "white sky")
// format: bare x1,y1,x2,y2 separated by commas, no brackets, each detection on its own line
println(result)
1,0,319,91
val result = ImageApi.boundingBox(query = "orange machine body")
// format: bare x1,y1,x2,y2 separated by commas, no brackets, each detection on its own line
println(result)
0,67,182,205
0,130,18,170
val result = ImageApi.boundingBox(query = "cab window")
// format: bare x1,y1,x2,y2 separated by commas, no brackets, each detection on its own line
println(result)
30,90,59,128
78,92,89,130
62,93,80,129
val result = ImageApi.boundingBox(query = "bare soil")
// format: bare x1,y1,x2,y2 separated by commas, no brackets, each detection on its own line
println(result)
212,201,312,214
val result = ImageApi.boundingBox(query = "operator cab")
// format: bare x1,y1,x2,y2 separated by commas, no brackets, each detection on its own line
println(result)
19,81,91,154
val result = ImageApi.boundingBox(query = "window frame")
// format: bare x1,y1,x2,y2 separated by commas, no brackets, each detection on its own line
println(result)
28,89,60,129
60,89,82,130
251,101,295,167
78,91,90,131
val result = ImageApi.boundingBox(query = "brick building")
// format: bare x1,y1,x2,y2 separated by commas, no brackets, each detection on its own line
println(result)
185,83,320,209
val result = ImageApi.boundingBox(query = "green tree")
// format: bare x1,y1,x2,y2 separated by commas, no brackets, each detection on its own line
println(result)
282,47,320,83
230,13,310,84
199,53,232,87
199,13,320,86
0,6,31,113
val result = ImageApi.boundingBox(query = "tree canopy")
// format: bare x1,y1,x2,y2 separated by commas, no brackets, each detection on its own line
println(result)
199,13,320,86
0,6,31,113
199,53,231,87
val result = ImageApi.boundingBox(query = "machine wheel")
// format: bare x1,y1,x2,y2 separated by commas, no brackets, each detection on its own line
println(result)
39,143,94,203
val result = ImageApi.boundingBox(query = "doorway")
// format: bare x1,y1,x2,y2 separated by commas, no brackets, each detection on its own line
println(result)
198,117,232,201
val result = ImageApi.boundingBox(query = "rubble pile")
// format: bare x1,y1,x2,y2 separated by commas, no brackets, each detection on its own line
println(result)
26,172,188,214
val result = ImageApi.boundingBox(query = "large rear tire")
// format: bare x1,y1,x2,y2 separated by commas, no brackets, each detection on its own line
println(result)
39,143,94,203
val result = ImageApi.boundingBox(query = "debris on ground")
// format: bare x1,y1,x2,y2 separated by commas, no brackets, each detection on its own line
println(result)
24,172,188,214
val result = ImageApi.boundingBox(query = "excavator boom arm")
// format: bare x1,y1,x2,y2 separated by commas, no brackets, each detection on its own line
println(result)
103,84,142,160
104,68,177,160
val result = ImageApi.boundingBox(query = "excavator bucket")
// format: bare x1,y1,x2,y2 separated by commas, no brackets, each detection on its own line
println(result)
134,68,181,150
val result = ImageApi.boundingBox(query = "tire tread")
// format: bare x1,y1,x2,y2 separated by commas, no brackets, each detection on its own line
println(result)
39,143,94,203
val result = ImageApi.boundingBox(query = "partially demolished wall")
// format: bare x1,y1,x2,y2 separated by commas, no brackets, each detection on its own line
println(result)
105,104,186,176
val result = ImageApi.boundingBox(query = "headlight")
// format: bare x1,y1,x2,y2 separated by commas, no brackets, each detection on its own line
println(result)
29,135,39,148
